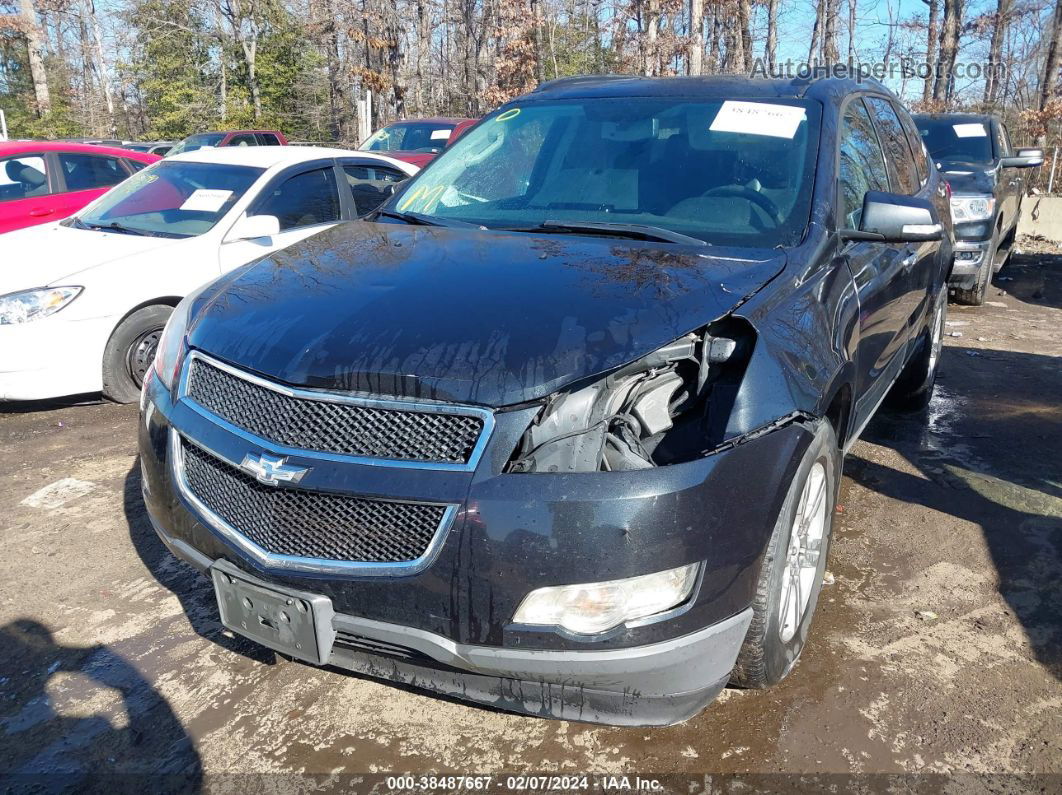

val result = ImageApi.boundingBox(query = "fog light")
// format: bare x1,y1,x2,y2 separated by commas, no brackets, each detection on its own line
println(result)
954,250,983,264
512,563,699,635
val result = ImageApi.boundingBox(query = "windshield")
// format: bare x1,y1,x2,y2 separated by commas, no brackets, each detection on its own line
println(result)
360,122,455,154
915,117,995,163
74,160,263,238
385,98,820,247
168,133,225,156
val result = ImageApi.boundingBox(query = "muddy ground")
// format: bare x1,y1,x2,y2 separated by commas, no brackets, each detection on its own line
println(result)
1,242,1060,791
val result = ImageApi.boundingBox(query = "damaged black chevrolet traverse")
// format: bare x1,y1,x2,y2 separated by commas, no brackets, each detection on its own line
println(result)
139,75,952,726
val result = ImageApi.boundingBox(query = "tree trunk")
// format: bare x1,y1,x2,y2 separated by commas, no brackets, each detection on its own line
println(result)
823,0,840,63
847,0,856,62
932,0,961,103
85,0,115,137
689,0,703,75
922,0,938,102
809,0,825,64
767,0,778,72
644,0,660,76
983,0,1010,105
18,0,51,117
1040,0,1062,111
738,0,751,72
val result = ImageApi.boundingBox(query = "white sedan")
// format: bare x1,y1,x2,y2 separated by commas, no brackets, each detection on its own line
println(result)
0,146,416,402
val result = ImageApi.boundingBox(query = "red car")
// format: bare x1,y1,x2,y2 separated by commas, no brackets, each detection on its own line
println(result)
167,130,289,157
358,117,475,167
0,141,159,235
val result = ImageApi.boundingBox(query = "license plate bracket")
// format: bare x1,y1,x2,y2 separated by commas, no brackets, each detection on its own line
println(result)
210,559,336,665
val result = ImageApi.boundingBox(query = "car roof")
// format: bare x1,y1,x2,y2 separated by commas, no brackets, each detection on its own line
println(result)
191,130,283,136
523,74,893,104
0,140,157,160
167,145,416,172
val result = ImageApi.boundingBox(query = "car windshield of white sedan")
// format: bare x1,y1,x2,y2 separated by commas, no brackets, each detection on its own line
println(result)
72,161,264,238
387,98,820,247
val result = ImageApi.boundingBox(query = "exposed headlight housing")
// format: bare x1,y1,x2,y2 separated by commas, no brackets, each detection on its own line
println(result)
950,196,995,222
512,563,700,635
0,286,82,325
507,319,753,472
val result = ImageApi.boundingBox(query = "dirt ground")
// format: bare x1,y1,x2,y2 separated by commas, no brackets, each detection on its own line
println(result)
1,241,1060,792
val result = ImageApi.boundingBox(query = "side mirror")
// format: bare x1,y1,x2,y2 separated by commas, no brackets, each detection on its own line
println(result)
841,191,943,243
225,214,280,243
1000,147,1044,168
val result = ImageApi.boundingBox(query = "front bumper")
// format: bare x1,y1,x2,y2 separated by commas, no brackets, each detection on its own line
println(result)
139,360,810,725
0,315,110,401
948,238,993,290
147,507,751,725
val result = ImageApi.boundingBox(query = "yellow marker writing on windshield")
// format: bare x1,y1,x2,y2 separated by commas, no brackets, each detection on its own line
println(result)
496,108,521,122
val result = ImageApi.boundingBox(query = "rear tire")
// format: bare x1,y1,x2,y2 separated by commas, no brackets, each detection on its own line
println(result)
102,305,173,404
730,419,839,688
887,287,945,410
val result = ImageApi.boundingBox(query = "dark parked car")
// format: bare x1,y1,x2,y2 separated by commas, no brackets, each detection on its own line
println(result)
140,75,951,726
167,129,288,157
913,113,1042,305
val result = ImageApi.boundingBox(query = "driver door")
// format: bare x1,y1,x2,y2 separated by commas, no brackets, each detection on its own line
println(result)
219,163,345,273
838,99,911,432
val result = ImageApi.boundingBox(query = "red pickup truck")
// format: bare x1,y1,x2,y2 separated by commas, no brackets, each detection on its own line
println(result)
167,130,288,156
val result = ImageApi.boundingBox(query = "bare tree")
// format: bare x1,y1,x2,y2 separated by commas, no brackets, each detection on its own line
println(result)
932,0,962,103
689,0,703,75
823,0,840,63
983,0,1011,106
1041,0,1062,110
809,0,824,64
18,0,51,117
922,0,939,102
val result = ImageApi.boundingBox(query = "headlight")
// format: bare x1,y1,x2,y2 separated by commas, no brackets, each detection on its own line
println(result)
507,322,751,472
0,287,82,325
152,292,196,390
512,563,699,635
950,196,994,222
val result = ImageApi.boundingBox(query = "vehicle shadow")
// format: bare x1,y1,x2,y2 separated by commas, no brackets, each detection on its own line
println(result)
0,618,202,791
849,343,1062,681
996,251,1062,310
0,393,103,415
122,461,276,665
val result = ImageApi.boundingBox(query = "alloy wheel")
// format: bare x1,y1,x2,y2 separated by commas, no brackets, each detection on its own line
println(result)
778,461,828,643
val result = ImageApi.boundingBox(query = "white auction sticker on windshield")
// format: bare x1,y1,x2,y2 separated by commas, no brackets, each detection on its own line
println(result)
710,101,806,139
953,123,988,138
430,129,451,140
180,189,233,213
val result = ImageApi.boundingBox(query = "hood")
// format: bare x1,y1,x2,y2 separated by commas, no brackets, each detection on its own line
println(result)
189,221,786,407
0,222,181,295
936,159,997,196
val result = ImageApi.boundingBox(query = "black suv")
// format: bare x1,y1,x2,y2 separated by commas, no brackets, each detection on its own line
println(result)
139,76,951,726
913,113,1042,305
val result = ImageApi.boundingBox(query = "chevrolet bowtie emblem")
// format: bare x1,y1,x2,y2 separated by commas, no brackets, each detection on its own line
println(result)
239,453,310,486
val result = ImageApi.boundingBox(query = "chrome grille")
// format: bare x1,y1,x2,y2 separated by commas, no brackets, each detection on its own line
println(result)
180,439,449,564
184,356,486,466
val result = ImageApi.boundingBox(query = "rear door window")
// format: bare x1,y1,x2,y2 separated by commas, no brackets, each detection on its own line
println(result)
838,101,889,229
865,97,920,195
343,163,408,216
57,153,127,192
257,133,282,146
0,154,50,201
255,167,341,230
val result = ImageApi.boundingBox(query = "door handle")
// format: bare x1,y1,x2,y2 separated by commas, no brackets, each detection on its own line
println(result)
29,208,54,218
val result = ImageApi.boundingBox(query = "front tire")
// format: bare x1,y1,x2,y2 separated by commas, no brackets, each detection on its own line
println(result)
102,305,173,404
730,419,839,688
953,242,995,306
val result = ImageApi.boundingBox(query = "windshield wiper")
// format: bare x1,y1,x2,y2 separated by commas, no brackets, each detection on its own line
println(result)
511,220,707,247
79,219,154,237
374,209,481,229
